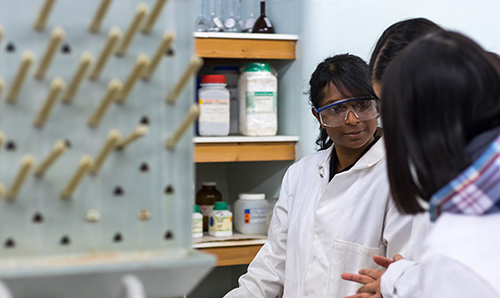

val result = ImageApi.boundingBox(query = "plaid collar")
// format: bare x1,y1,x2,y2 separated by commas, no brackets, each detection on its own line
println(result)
430,134,500,221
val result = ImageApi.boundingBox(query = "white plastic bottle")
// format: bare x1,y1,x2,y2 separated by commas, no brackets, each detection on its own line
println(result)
192,205,203,238
214,66,240,135
209,202,233,237
198,75,230,136
238,63,278,136
234,193,269,234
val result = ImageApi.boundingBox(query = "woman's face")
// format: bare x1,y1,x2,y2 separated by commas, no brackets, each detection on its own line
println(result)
313,83,378,151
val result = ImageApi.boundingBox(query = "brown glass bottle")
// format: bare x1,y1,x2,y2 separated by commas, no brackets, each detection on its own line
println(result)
252,0,275,33
196,182,222,231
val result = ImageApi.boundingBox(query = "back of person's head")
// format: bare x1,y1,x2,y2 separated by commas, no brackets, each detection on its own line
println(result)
381,30,500,214
369,18,443,84
309,54,376,150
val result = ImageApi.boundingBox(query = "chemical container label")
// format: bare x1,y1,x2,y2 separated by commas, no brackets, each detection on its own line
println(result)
210,216,232,232
244,208,267,224
199,99,230,123
245,92,277,114
193,218,203,234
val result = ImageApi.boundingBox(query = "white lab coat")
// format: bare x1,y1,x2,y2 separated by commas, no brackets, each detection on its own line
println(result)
224,137,413,298
384,213,500,298
381,212,431,298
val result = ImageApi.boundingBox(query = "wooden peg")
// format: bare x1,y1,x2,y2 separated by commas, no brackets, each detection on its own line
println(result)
34,77,65,127
88,0,114,33
62,52,93,103
60,155,94,199
143,31,175,80
115,3,149,56
35,27,65,79
7,51,35,103
166,55,203,104
0,131,5,150
165,104,199,149
116,54,149,103
0,77,5,99
88,79,122,127
90,27,122,80
0,25,3,44
33,0,57,31
90,130,121,175
115,125,149,150
34,140,68,176
6,155,35,201
0,183,4,199
142,0,169,34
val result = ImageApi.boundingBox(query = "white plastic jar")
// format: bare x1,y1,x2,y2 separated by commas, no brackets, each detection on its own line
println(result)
192,205,203,238
234,193,269,234
238,63,278,136
214,66,240,135
198,75,230,136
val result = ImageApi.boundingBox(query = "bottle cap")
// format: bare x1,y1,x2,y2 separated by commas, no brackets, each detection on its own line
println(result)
193,205,200,213
202,182,217,187
213,201,228,210
239,193,265,200
201,74,226,84
241,63,272,73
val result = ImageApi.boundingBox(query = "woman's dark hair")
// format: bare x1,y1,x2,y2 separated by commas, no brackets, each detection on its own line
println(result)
382,31,500,214
369,18,443,83
309,54,375,149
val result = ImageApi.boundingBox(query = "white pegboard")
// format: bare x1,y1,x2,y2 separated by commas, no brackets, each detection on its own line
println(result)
0,0,214,297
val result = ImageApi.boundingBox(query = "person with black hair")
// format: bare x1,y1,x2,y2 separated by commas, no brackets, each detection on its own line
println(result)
340,18,444,298
381,30,500,297
224,54,413,298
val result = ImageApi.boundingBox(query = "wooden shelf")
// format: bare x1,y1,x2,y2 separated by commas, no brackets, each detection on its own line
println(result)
198,245,264,267
193,233,266,267
194,32,298,59
193,136,298,163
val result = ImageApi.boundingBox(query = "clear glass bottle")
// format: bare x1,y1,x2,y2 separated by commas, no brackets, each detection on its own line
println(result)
194,0,209,32
252,0,274,33
207,0,225,32
224,0,242,32
242,0,257,32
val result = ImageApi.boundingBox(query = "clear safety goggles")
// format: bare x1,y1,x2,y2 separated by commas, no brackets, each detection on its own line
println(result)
314,97,380,127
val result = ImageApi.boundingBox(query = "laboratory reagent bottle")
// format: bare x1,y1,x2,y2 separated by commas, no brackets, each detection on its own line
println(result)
196,182,222,231
198,75,230,136
193,205,204,238
209,202,233,237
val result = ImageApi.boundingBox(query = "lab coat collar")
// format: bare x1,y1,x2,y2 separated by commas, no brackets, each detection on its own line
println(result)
316,133,386,175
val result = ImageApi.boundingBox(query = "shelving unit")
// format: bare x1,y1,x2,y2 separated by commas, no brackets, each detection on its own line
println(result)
192,34,298,266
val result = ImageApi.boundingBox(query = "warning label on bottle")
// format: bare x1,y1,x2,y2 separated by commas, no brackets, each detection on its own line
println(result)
199,99,230,123
244,208,267,224
245,92,276,114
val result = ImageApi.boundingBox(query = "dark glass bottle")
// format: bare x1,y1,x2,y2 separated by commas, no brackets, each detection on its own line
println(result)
196,182,222,231
251,0,275,33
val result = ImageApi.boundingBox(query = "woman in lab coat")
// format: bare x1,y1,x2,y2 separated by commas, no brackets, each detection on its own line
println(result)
223,54,413,298
340,18,444,298
364,31,500,297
